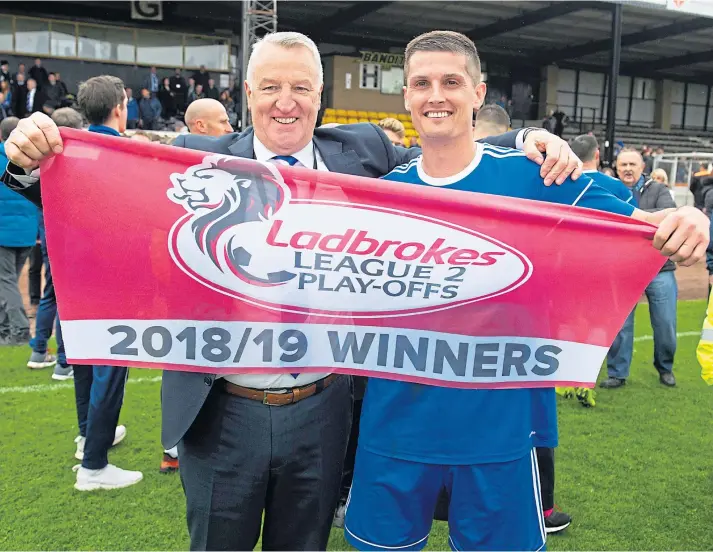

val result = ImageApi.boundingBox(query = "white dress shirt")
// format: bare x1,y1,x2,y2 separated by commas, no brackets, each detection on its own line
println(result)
26,88,36,112
224,135,330,390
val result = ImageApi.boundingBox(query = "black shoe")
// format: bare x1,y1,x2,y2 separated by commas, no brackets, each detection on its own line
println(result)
545,509,572,534
599,376,626,389
659,372,676,387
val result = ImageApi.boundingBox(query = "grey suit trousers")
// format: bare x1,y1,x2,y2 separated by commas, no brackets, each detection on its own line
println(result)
178,375,353,551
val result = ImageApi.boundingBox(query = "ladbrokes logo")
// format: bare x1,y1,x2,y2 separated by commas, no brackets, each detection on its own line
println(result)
168,155,532,318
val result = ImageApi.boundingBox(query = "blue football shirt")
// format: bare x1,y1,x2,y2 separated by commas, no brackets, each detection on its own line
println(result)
582,169,636,207
359,143,636,464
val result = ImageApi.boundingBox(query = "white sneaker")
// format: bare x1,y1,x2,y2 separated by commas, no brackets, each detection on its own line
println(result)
73,463,143,491
74,425,127,460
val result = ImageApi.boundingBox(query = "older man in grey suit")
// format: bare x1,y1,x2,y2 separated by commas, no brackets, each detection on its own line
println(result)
2,31,582,551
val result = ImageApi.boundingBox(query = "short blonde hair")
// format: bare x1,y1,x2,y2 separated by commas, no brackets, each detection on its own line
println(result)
651,168,669,185
378,117,405,139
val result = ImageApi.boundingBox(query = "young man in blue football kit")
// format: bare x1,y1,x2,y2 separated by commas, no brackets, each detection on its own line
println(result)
344,30,709,552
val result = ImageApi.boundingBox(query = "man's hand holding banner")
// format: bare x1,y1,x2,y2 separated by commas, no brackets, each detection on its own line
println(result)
40,129,666,388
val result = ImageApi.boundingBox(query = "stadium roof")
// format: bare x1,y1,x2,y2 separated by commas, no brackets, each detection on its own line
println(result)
8,1,713,84
276,1,713,83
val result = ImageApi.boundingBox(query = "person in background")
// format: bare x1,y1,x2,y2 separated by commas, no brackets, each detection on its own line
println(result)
0,92,7,122
138,88,161,131
11,76,141,490
26,107,84,379
1,80,12,116
601,148,678,389
13,63,26,86
54,72,69,100
194,84,205,102
696,285,713,386
204,78,220,100
0,116,37,346
186,78,196,106
43,73,64,115
23,79,48,118
472,103,511,140
183,98,233,136
129,130,153,143
170,68,187,113
0,60,10,85
11,74,26,118
569,134,634,204
377,117,406,146
158,77,177,119
218,89,234,113
125,88,139,130
29,58,48,90
191,64,210,90
144,66,160,96
651,168,674,200
601,166,616,177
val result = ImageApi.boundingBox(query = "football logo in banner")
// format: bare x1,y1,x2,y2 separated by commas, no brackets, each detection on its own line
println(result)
168,155,532,318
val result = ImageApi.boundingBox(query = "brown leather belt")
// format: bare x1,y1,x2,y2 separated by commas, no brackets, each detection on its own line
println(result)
223,374,338,406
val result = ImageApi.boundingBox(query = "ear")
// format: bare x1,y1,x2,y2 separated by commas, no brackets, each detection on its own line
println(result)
244,80,252,110
474,81,487,112
403,86,410,113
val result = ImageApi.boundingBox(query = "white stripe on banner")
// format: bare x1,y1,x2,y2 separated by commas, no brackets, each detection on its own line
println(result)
60,319,608,388
0,331,701,395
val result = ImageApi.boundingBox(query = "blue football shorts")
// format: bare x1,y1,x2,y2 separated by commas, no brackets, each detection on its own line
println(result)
344,447,546,551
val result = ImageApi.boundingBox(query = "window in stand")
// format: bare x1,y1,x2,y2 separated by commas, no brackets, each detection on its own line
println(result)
380,66,404,95
50,22,77,58
0,15,13,52
136,29,182,67
78,25,135,63
184,35,229,71
15,18,50,55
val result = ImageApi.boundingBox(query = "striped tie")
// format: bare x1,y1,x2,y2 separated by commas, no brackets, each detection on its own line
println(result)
271,155,299,167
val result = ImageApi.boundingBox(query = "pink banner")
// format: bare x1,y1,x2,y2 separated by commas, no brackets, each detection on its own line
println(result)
40,129,665,388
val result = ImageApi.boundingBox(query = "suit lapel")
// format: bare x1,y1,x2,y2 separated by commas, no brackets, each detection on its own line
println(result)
314,135,366,175
228,128,255,159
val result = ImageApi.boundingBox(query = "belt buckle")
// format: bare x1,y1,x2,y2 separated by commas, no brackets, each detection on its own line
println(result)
262,391,287,406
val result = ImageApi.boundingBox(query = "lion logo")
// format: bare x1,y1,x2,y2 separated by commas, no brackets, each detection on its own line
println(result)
168,155,296,286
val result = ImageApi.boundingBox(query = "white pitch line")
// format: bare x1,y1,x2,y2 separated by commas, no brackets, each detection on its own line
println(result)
634,330,700,342
0,375,162,395
0,331,704,395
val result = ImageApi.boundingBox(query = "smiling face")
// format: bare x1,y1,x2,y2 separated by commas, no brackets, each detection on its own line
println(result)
245,43,322,155
404,51,486,143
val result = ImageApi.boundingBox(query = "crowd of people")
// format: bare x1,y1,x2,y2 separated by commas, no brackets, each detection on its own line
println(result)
126,65,242,131
0,28,711,552
0,58,72,121
0,58,242,134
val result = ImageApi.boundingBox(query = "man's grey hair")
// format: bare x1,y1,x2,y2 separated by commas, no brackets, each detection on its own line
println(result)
0,116,19,142
405,30,482,84
77,75,125,125
570,134,599,164
247,32,323,86
52,107,84,129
